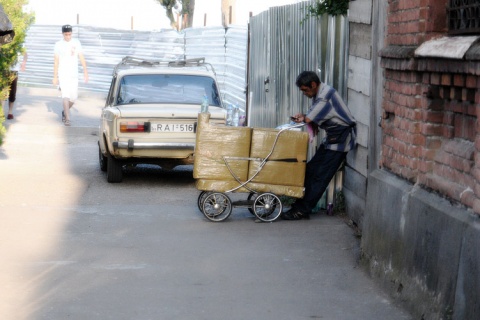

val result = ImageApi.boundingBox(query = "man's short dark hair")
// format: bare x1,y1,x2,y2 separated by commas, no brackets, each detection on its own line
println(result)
62,24,72,33
295,71,320,88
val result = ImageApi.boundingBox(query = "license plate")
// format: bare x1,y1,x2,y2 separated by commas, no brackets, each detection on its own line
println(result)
150,123,194,133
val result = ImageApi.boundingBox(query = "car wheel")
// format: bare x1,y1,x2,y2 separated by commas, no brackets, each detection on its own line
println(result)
99,146,107,172
107,153,123,183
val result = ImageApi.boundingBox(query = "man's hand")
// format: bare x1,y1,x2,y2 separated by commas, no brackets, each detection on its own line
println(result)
290,113,305,123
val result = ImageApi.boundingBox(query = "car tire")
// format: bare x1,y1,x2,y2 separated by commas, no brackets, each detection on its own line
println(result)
107,152,123,183
99,146,107,172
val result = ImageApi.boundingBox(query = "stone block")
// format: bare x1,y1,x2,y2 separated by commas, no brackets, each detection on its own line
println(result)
348,56,372,96
348,0,373,24
342,187,366,229
363,169,478,319
347,144,368,178
349,22,372,59
453,219,480,320
347,89,371,126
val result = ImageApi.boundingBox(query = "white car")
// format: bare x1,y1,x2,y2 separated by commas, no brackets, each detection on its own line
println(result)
98,56,227,182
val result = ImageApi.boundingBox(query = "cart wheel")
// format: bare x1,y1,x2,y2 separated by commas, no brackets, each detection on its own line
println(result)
247,192,257,215
253,193,283,222
197,191,211,213
202,192,232,222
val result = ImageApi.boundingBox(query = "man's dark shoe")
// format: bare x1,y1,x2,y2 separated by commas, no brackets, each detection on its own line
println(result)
281,208,310,220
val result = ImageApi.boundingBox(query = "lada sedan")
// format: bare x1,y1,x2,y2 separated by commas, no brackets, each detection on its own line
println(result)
98,57,227,182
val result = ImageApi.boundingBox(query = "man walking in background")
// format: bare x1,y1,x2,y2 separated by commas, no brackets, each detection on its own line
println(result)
52,24,88,126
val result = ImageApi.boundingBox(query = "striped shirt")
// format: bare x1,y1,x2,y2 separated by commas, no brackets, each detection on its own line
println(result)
306,83,356,152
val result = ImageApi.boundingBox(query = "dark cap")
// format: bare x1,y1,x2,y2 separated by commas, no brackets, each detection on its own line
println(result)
62,24,72,33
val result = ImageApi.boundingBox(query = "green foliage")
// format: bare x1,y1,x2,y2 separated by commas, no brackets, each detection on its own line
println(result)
0,0,34,144
156,0,191,15
155,0,178,29
179,0,193,15
302,0,349,23
0,112,5,144
154,0,194,29
0,0,34,99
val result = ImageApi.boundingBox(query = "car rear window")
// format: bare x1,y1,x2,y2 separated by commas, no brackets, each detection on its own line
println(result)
116,74,221,106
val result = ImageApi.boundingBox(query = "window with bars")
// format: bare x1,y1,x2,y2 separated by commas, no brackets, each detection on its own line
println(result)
448,0,480,35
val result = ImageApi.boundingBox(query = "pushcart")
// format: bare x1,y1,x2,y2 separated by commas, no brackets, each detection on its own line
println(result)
193,113,308,222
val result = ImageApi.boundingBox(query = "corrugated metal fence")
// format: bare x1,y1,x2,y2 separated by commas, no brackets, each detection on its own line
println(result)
247,2,349,129
21,2,347,129
20,24,248,109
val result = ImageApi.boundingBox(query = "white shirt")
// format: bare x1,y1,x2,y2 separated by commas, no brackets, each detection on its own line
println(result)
54,38,83,79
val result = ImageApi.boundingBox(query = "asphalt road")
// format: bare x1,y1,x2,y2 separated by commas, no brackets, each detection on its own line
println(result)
0,87,413,320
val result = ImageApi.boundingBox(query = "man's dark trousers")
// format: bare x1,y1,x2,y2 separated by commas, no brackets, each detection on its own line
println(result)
293,145,347,214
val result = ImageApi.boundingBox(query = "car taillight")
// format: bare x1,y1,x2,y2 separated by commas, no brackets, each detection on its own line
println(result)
120,121,146,132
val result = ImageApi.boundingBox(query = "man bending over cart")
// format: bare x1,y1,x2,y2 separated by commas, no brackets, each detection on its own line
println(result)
282,71,357,220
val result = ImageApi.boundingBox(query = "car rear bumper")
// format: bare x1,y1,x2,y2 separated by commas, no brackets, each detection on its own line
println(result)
113,140,195,151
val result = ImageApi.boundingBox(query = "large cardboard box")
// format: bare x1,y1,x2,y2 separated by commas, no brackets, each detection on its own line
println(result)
195,179,305,198
193,114,308,199
193,113,252,181
248,128,308,187
248,160,306,187
246,182,305,198
195,179,251,193
249,128,309,161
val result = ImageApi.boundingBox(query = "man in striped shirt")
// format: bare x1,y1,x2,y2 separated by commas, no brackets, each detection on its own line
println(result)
282,71,357,220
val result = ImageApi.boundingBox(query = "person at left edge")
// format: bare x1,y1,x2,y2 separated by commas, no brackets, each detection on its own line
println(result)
4,49,27,120
52,24,89,126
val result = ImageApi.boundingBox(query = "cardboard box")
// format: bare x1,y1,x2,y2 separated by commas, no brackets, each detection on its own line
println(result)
248,127,308,187
195,180,304,198
249,128,308,161
194,114,308,199
195,179,251,193
193,113,252,181
246,182,305,199
248,160,306,187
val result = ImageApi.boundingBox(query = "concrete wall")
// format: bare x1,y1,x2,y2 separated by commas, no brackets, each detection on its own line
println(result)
363,170,480,319
344,0,373,228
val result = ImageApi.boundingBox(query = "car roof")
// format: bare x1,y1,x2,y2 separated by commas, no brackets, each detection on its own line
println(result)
113,56,217,78
116,68,217,78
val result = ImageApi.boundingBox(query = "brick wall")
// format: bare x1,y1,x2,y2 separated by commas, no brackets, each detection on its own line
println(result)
386,0,447,46
380,0,480,214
